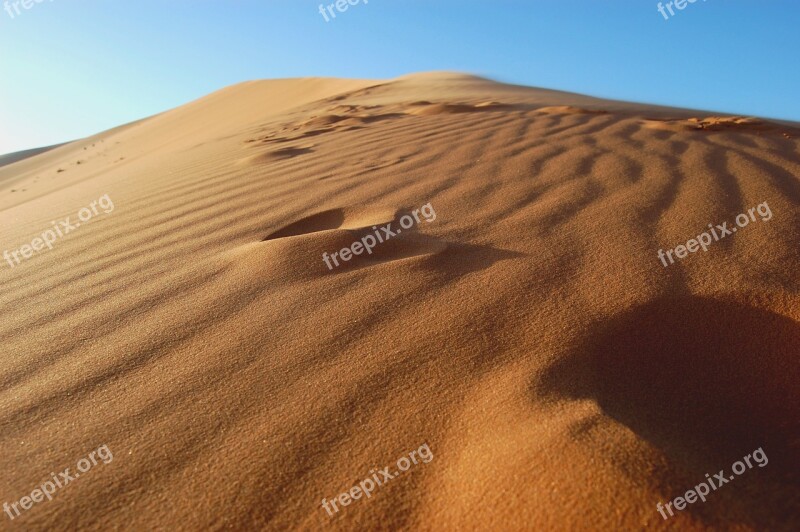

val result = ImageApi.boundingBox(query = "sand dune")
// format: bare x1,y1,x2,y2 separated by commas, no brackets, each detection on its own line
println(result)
0,73,798,530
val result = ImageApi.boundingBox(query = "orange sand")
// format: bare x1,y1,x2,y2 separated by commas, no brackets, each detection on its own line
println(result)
0,73,798,530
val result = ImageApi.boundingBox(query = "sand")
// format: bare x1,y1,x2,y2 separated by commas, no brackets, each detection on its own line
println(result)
0,72,798,530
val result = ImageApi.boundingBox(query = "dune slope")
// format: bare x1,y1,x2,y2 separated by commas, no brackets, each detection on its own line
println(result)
0,73,798,530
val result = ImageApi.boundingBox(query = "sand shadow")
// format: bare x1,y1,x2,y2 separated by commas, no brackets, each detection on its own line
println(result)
241,146,314,166
540,296,800,525
262,209,345,241
333,237,523,278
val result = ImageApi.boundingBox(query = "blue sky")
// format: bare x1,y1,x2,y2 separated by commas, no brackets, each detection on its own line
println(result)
1,0,798,155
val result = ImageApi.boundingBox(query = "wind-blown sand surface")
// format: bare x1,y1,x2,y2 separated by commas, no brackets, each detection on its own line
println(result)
1,73,798,530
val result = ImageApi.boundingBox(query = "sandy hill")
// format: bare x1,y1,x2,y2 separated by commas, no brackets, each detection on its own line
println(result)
0,73,798,530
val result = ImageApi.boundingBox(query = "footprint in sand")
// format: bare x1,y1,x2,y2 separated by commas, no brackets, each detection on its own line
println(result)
259,208,447,271
238,145,314,165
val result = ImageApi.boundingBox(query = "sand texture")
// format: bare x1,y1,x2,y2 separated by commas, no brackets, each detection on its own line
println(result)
1,73,798,530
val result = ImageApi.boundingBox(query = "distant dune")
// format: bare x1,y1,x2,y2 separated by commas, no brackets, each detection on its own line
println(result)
0,73,798,530
0,144,65,170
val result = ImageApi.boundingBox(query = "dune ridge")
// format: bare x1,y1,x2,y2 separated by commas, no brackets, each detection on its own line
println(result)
0,72,798,530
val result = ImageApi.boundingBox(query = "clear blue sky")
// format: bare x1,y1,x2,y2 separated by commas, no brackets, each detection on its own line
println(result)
1,0,798,155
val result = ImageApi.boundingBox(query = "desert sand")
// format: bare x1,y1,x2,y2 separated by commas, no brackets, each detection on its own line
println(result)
0,72,798,530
